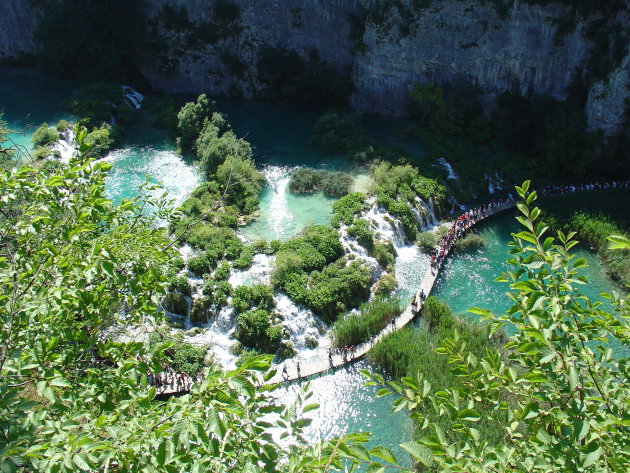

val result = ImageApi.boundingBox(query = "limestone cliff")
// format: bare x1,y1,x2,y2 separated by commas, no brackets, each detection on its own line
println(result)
0,0,627,135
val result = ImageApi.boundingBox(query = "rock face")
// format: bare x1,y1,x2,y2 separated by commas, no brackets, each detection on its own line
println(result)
352,1,591,115
0,0,37,59
0,0,627,135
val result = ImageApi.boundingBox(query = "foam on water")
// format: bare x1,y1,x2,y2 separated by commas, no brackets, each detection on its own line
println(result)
51,128,76,163
274,293,328,356
229,253,274,287
103,146,202,208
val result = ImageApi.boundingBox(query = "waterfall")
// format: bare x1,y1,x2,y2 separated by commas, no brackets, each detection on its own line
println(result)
338,225,383,284
51,128,76,163
228,253,275,287
274,293,327,356
364,203,407,248
262,165,295,236
411,196,438,230
121,85,144,110
485,172,505,195
185,306,239,370
434,157,458,180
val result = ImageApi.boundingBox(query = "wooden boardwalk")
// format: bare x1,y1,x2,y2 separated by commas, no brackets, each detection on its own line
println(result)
266,201,515,384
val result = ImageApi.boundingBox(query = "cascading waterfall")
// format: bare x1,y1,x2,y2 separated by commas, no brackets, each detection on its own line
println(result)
274,293,328,357
121,85,144,110
51,127,76,163
434,157,459,180
485,172,505,194
262,165,295,236
228,253,274,287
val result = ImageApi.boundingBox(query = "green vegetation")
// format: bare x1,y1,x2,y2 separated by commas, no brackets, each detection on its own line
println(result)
415,230,438,250
365,182,630,472
231,284,274,313
176,94,217,155
256,47,353,106
332,297,402,347
454,232,484,252
539,187,630,286
147,332,209,377
309,112,371,155
408,81,630,198
271,225,371,322
331,192,366,227
347,218,374,250
371,240,396,269
34,0,148,81
66,82,134,126
375,273,398,296
31,122,58,147
289,168,352,196
235,309,282,353
372,162,447,239
170,95,263,268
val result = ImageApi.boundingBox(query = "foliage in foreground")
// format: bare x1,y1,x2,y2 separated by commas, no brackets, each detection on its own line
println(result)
366,182,629,472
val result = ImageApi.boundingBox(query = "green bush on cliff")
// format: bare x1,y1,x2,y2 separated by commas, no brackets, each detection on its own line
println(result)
289,168,352,196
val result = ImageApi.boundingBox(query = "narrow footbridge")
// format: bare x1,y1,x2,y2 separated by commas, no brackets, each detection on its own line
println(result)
266,200,516,384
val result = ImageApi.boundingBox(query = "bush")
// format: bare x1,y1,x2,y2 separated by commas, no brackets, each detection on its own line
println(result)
56,120,71,132
289,168,352,196
371,241,396,269
231,284,274,313
454,232,484,252
331,193,366,227
32,123,58,147
169,274,192,296
235,309,282,353
331,297,401,347
375,273,397,296
177,94,216,154
416,231,438,250
347,219,374,250
202,278,231,307
187,252,212,276
84,123,115,158
233,247,254,270
168,343,208,377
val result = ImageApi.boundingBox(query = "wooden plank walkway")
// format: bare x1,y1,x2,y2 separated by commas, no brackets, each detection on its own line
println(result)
266,201,515,384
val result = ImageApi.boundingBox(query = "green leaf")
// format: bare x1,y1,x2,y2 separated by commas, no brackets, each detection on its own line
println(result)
457,409,480,422
369,446,397,465
400,442,433,467
73,454,90,471
580,442,602,468
568,365,579,391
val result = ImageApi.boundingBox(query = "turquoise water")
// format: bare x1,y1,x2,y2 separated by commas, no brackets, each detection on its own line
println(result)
0,65,75,151
278,360,414,468
432,210,627,356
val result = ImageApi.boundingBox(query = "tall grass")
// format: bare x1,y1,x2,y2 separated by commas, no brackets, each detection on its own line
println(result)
368,297,508,445
539,188,630,287
331,297,402,347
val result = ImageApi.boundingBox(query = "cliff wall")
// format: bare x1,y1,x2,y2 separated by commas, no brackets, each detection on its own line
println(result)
0,0,627,135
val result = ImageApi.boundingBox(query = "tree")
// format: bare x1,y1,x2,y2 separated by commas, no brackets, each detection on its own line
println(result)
176,94,216,154
367,181,629,472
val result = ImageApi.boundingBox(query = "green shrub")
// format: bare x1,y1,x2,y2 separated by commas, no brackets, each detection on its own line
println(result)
233,247,254,270
371,241,396,269
416,231,438,250
310,112,371,155
84,123,115,158
169,275,192,296
231,284,274,313
32,123,58,147
375,273,397,296
331,193,366,227
236,309,282,353
32,146,54,160
348,219,374,250
332,297,401,347
251,240,271,254
289,168,352,196
187,253,212,276
169,343,207,377
454,232,485,252
176,94,216,154
56,119,71,132
202,278,231,307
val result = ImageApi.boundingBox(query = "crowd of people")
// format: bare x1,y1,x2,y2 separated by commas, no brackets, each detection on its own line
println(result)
538,180,629,196
149,365,194,393
430,198,514,274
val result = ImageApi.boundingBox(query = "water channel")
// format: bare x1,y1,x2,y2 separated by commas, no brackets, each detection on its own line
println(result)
1,65,624,466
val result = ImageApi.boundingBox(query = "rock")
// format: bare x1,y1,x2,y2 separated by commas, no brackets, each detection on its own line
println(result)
162,291,190,316
189,296,210,324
